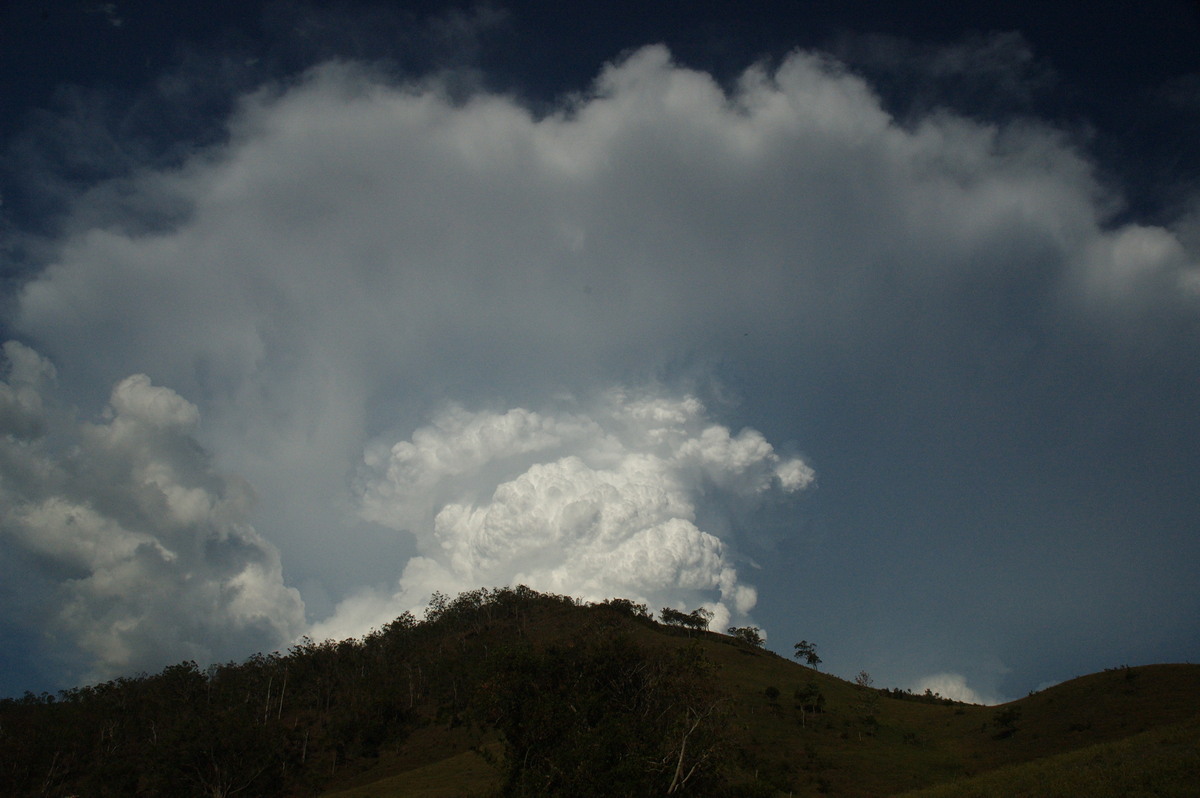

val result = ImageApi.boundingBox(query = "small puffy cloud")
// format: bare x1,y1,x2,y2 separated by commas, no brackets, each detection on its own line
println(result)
677,425,814,493
312,391,811,641
107,373,201,429
0,343,304,684
1074,223,1197,309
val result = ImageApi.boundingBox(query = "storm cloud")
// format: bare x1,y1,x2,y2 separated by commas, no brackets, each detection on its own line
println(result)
4,39,1198,696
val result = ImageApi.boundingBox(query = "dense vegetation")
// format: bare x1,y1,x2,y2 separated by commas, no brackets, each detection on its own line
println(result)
2,587,1198,797
0,588,740,797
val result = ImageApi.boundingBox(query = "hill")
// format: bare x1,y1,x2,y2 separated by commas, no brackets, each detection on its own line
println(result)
2,587,1197,796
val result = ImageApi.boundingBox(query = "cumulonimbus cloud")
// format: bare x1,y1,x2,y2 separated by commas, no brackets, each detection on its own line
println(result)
310,390,813,641
0,342,304,684
4,40,1198,689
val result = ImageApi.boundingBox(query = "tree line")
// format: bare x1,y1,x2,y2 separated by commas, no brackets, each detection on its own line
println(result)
0,587,778,797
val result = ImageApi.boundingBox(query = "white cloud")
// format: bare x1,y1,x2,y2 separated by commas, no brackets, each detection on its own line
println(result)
20,44,1189,438
17,43,1148,407
5,41,1198,686
312,392,810,641
0,344,304,683
1074,223,1197,309
913,672,999,705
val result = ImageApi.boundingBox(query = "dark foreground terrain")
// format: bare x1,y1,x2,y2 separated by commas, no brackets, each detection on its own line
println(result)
3,587,1197,796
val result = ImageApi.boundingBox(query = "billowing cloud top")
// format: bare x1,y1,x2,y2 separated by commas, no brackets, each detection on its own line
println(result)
316,391,812,640
22,45,1196,408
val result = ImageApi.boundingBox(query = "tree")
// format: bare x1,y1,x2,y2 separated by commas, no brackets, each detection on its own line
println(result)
660,607,711,634
599,598,651,619
853,671,880,737
793,682,825,728
660,606,690,628
689,607,714,631
793,640,821,669
484,635,730,796
727,626,764,647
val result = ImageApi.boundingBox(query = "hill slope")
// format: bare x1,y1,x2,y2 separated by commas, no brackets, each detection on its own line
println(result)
2,588,1197,797
313,592,1200,797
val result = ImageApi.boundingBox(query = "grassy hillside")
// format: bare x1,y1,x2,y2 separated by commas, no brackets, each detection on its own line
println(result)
314,596,1200,797
895,714,1200,797
2,588,1196,797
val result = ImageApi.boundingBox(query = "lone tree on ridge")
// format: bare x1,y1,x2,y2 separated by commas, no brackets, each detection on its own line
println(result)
793,640,821,669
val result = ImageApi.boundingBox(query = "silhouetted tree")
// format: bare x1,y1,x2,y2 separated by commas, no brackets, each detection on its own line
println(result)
728,626,765,647
853,671,880,737
660,607,711,634
793,640,821,669
599,598,652,619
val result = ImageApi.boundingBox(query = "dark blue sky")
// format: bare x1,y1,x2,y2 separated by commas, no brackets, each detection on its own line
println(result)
2,1,1198,702
4,1,1198,219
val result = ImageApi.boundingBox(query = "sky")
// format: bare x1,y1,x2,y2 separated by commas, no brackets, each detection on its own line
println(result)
1,0,1198,704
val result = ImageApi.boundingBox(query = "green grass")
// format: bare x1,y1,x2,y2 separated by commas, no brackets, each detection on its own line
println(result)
894,714,1200,798
322,748,499,798
316,602,1200,797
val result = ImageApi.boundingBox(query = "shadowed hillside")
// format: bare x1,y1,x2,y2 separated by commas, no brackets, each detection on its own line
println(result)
2,588,1197,797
